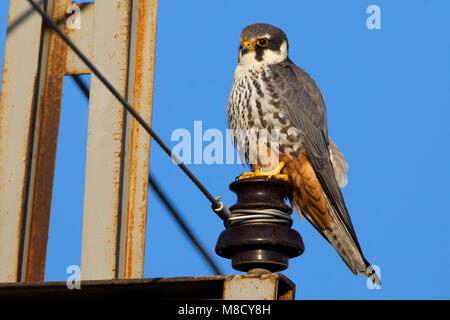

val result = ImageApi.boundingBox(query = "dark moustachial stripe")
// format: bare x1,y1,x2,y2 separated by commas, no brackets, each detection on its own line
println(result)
255,46,264,61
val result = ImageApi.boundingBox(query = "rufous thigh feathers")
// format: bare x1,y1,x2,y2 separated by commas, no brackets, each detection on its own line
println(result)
284,154,330,229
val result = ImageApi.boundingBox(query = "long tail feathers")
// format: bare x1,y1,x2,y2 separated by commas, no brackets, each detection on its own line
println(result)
294,196,381,286
287,156,381,286
323,198,381,286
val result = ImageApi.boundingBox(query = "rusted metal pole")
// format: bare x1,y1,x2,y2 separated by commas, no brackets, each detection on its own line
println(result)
80,0,158,280
0,0,44,282
80,0,132,280
21,0,71,282
1,0,158,282
119,0,158,279
0,0,71,282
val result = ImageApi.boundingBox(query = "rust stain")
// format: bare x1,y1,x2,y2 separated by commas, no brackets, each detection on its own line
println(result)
0,64,11,143
25,0,72,282
123,0,157,279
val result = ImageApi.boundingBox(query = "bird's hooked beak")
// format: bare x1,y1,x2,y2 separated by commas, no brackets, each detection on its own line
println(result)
240,40,255,54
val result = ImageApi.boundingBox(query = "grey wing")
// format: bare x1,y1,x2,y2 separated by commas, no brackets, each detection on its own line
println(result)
285,60,348,187
268,62,361,249
284,59,328,137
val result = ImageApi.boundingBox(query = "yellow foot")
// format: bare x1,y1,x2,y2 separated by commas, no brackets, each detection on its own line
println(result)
238,162,289,181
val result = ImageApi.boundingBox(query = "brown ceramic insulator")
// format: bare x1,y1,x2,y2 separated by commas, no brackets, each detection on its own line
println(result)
216,177,304,272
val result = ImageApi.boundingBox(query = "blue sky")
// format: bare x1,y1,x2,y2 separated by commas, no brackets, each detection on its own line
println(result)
1,0,449,299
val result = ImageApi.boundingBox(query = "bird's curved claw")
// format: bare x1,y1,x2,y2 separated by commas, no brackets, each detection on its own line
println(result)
237,162,289,181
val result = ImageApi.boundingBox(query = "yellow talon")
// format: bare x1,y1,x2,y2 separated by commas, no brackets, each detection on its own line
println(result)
237,170,260,180
238,161,289,181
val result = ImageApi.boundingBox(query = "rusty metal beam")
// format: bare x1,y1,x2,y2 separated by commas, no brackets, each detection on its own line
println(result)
80,0,132,280
1,0,158,282
118,0,158,279
21,0,72,282
223,272,295,300
0,0,72,282
0,0,44,283
80,0,158,280
0,273,295,300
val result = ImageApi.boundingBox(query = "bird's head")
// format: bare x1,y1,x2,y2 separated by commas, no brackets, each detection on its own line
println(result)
238,23,289,67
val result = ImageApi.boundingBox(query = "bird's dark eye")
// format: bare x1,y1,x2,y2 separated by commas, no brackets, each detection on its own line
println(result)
257,38,268,47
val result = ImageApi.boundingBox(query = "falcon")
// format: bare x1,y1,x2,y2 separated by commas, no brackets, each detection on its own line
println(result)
227,23,380,284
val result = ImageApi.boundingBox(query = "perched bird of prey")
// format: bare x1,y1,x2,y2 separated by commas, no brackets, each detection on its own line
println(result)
227,23,380,284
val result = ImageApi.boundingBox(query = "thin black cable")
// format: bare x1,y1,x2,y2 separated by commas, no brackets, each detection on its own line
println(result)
27,0,230,221
69,75,223,275
7,0,45,34
10,0,224,275
148,173,223,275
7,1,90,35
71,74,89,97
